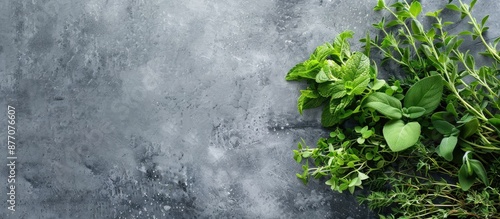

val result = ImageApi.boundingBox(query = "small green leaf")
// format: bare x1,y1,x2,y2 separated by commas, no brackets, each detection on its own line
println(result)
357,137,365,144
365,152,374,160
376,160,385,168
311,42,335,62
409,1,422,17
445,4,461,12
470,0,477,10
446,102,458,117
333,30,354,60
436,136,458,161
411,20,423,36
349,177,361,187
315,69,331,83
425,9,441,18
404,75,444,114
469,159,489,186
299,89,319,98
432,119,456,135
358,172,369,180
458,164,475,191
348,186,355,194
488,118,500,129
364,92,402,119
297,94,326,115
316,60,343,83
321,104,340,127
347,161,355,168
481,15,489,27
459,31,474,36
426,28,436,39
383,120,421,152
374,0,385,11
461,118,479,138
302,151,312,158
371,79,386,90
403,106,426,119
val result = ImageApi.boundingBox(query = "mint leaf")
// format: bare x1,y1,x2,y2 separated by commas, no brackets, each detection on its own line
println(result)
333,30,354,60
285,60,322,80
342,52,370,81
298,94,326,115
349,76,370,95
311,42,335,62
318,82,346,99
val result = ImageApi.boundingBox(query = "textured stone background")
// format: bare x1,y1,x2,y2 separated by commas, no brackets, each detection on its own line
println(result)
1,0,499,218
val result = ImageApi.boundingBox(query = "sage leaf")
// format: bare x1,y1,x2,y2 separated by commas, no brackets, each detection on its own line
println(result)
461,118,479,138
364,92,402,119
432,119,456,136
469,159,489,186
404,75,444,114
403,106,426,119
436,136,458,161
383,120,421,152
371,79,386,90
458,164,475,191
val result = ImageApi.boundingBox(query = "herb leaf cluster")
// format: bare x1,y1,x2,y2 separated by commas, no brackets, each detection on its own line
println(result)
286,0,500,217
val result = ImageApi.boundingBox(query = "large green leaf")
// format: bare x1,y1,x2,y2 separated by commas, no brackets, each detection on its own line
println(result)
404,75,444,114
349,76,370,95
342,52,370,81
383,120,421,152
364,92,402,119
436,136,457,161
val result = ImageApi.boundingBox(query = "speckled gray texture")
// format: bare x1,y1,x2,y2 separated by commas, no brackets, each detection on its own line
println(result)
1,0,499,218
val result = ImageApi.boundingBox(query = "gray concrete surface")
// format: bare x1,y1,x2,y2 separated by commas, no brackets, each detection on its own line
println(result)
1,0,499,218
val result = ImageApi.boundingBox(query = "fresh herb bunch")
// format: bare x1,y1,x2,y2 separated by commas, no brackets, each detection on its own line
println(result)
286,0,500,218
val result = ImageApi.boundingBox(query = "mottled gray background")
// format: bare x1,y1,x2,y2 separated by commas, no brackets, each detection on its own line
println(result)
1,0,499,218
